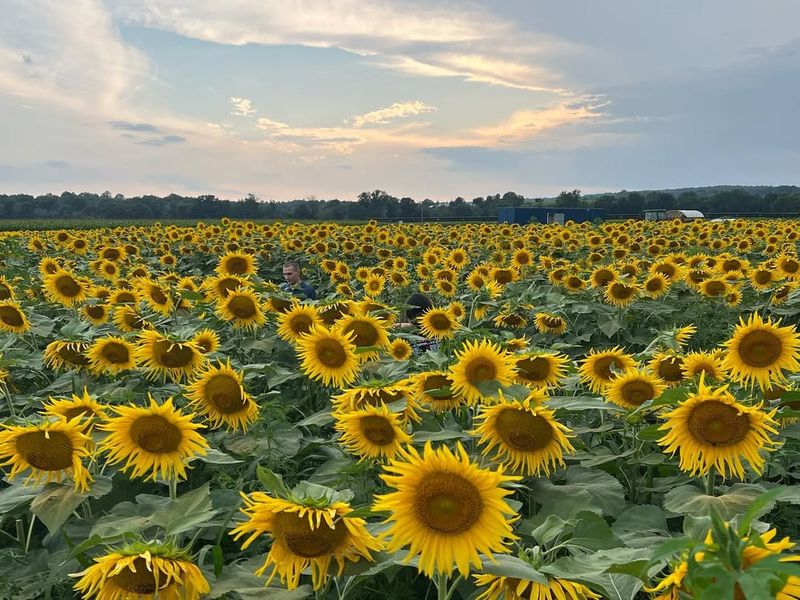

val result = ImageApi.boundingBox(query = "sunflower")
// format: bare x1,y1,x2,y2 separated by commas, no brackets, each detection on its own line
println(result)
0,277,15,301
682,351,726,380
217,288,267,329
43,269,89,306
42,388,108,430
604,281,639,307
44,340,91,371
514,352,569,388
216,251,256,276
449,339,516,404
750,264,776,291
722,312,800,389
0,301,30,334
389,338,413,361
99,395,208,481
231,492,381,590
419,308,460,340
504,337,530,352
297,325,360,388
657,375,779,479
112,305,149,333
474,573,600,600
473,391,574,476
332,380,421,424
589,266,617,288
698,278,729,297
492,312,527,330
191,328,220,354
137,279,173,315
413,371,467,412
578,347,637,392
776,253,800,280
335,314,390,360
674,324,697,347
373,441,518,577
72,542,210,600
81,303,109,326
205,274,248,301
136,329,205,382
334,403,411,460
0,417,92,491
643,273,670,298
87,336,137,376
277,303,322,343
363,273,385,297
649,352,686,386
184,360,258,431
604,369,666,410
534,313,567,335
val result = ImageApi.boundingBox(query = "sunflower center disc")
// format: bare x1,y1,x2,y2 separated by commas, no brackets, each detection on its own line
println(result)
64,406,95,421
0,307,24,327
688,400,750,446
155,342,195,368
467,359,496,383
705,281,726,296
15,430,74,471
102,342,131,365
109,557,158,594
738,330,783,367
228,296,256,318
594,356,623,380
344,322,378,346
415,473,483,534
359,415,396,445
58,344,90,365
86,306,105,319
290,314,313,335
316,340,346,367
226,258,248,274
657,357,684,382
646,279,663,292
621,381,655,406
56,276,81,297
206,374,246,413
218,279,240,298
517,357,551,382
130,415,182,453
0,285,12,300
276,512,348,558
150,287,169,305
429,314,452,331
755,271,771,284
495,408,554,451
424,375,454,400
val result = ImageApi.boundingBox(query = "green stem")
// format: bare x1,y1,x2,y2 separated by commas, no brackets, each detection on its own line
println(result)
1,383,14,418
445,575,464,600
437,573,448,600
169,475,178,501
24,515,35,554
704,467,716,497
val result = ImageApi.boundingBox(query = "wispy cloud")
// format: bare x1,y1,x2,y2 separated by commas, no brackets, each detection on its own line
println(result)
256,117,289,130
230,97,256,117
109,121,162,132
351,101,436,127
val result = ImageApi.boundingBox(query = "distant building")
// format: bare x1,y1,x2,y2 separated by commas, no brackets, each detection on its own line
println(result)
498,207,606,225
644,209,704,221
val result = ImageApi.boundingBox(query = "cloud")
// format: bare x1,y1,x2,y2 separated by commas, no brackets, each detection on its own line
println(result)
351,100,436,127
44,160,70,168
140,134,186,146
230,97,256,117
108,120,162,132
256,117,289,130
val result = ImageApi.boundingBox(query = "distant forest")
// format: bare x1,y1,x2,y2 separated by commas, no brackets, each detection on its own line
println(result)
1,186,799,221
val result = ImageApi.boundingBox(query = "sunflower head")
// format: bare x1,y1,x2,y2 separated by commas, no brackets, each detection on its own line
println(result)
184,360,258,431
87,336,138,376
0,301,30,334
297,325,360,388
191,328,220,354
217,251,256,276
334,403,411,460
449,339,517,404
419,308,460,340
44,340,91,371
42,388,107,430
218,288,267,329
534,313,567,335
474,573,600,600
578,347,637,393
604,368,666,410
277,303,322,343
388,338,413,361
514,352,568,388
135,329,205,382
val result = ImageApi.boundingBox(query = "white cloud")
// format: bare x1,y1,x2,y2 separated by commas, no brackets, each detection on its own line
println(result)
230,97,256,117
351,101,436,127
256,117,289,130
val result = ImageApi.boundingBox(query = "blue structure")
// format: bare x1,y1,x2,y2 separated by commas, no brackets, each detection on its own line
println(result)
498,207,606,225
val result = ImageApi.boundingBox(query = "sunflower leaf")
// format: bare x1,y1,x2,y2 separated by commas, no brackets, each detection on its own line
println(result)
256,466,291,499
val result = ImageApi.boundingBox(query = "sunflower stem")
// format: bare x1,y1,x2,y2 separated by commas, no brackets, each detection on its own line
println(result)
436,573,448,600
705,468,716,497
169,475,178,501
24,515,35,554
445,574,464,600
1,383,14,418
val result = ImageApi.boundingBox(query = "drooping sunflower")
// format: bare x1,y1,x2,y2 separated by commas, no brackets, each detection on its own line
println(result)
205,274,249,301
449,339,516,404
649,352,686,386
332,379,421,424
334,314,390,360
698,277,729,298
191,328,220,354
474,573,600,600
80,303,109,326
373,441,519,577
277,303,322,343
642,273,670,298
334,403,411,460
87,336,138,376
0,417,92,491
514,352,569,388
492,312,528,330
419,308,460,340
0,301,30,334
44,340,91,371
42,388,108,431
72,541,210,600
682,351,727,381
99,395,208,481
604,369,666,410
43,269,89,306
297,325,360,388
473,392,574,476
388,338,413,361
112,305,150,333
216,251,256,277
217,288,267,329
722,312,800,389
135,329,205,382
534,313,567,335
578,347,637,393
603,281,639,307
589,266,617,289
183,360,258,431
413,371,467,412
231,492,381,590
657,375,779,479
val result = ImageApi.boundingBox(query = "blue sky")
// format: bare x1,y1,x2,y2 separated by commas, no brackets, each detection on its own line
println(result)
1,1,798,201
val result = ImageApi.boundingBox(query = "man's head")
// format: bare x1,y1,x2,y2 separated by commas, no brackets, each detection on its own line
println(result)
405,293,433,322
282,261,301,285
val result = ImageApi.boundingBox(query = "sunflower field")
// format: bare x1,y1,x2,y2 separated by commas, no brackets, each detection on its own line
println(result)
1,217,800,600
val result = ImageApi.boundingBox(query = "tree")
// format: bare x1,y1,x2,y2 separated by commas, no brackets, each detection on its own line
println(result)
557,189,582,207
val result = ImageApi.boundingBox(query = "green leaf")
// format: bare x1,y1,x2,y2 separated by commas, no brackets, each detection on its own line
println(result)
567,511,624,551
477,554,548,585
541,548,647,600
257,466,291,498
664,484,772,519
636,424,664,441
547,396,623,412
197,448,242,465
0,482,43,513
611,505,670,548
531,514,570,545
530,466,626,517
30,484,84,534
297,409,334,427
155,484,219,536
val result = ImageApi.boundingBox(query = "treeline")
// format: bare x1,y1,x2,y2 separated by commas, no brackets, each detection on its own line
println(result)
0,186,799,221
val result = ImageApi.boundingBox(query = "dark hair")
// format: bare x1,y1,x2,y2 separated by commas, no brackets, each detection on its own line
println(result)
405,293,432,321
283,260,301,272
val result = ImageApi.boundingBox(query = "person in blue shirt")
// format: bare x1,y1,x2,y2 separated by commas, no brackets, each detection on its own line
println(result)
280,261,317,300
402,293,440,355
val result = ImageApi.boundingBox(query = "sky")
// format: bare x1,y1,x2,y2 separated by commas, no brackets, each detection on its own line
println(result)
1,1,799,202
